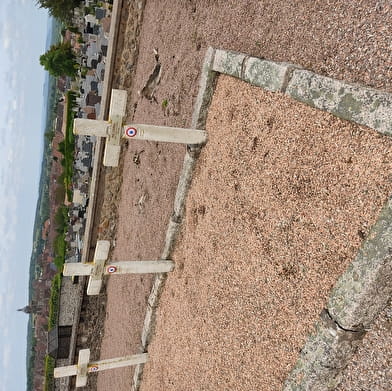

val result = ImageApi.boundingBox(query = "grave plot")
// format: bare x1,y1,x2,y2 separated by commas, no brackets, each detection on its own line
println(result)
135,75,392,391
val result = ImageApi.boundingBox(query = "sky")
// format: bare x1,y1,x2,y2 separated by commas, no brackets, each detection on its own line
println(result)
0,0,49,389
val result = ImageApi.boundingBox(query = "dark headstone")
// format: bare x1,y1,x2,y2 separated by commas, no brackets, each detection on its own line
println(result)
95,8,106,19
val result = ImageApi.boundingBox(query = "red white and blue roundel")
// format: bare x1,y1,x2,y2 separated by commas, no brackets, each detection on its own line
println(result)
125,127,137,138
88,365,99,373
107,265,117,274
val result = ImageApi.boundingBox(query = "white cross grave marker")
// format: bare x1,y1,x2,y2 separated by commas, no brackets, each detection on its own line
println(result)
63,240,174,295
75,89,207,166
54,348,148,387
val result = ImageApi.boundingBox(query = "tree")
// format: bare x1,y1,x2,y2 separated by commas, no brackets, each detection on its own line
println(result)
36,0,82,23
40,42,78,78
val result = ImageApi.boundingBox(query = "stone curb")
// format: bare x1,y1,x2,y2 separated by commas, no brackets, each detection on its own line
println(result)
172,151,200,220
191,46,218,130
283,198,392,390
212,49,300,92
286,70,392,136
328,198,392,330
131,47,218,391
284,310,366,391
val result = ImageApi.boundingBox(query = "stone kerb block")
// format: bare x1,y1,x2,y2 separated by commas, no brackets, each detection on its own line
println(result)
243,57,300,92
192,46,218,130
284,311,366,391
212,49,300,93
286,70,392,135
328,199,392,330
212,49,247,78
172,151,198,219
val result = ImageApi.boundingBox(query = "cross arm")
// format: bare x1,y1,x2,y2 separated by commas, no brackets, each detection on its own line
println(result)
103,260,174,274
88,353,148,372
63,262,94,276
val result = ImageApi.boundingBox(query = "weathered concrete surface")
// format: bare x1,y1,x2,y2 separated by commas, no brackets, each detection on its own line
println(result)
328,199,392,330
212,49,300,92
172,151,199,219
212,49,247,78
284,310,366,391
286,70,392,135
191,46,218,130
243,56,300,92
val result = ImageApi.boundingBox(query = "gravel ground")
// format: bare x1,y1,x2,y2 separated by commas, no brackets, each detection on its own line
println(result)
94,1,392,390
138,75,392,391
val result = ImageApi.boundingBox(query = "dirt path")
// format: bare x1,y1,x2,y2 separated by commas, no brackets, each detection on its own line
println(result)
93,1,392,390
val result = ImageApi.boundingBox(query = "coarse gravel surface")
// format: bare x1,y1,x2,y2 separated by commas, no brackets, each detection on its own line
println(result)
93,1,392,390
138,75,392,391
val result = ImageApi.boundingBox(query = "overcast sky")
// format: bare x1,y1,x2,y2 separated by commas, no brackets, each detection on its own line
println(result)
0,0,49,389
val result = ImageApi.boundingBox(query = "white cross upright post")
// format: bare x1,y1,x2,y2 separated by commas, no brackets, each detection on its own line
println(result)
74,89,207,167
63,240,174,295
54,348,148,388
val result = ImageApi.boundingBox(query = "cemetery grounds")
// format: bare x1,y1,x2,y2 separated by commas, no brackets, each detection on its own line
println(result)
79,1,392,390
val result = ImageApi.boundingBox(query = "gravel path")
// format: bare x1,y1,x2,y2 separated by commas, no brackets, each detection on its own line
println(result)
95,1,392,390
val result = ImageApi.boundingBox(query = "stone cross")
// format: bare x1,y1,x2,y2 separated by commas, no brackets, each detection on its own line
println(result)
63,240,174,295
54,348,148,387
75,89,207,166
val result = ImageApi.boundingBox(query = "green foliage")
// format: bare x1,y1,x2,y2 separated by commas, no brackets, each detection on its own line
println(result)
40,42,78,78
43,355,55,391
55,90,76,204
45,130,55,142
53,205,69,271
54,205,68,230
161,99,168,108
48,273,62,330
63,90,77,202
67,25,79,33
84,6,94,14
37,0,82,23
80,67,88,78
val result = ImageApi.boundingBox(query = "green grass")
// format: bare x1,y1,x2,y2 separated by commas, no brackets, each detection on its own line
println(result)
43,355,55,391
59,90,77,202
